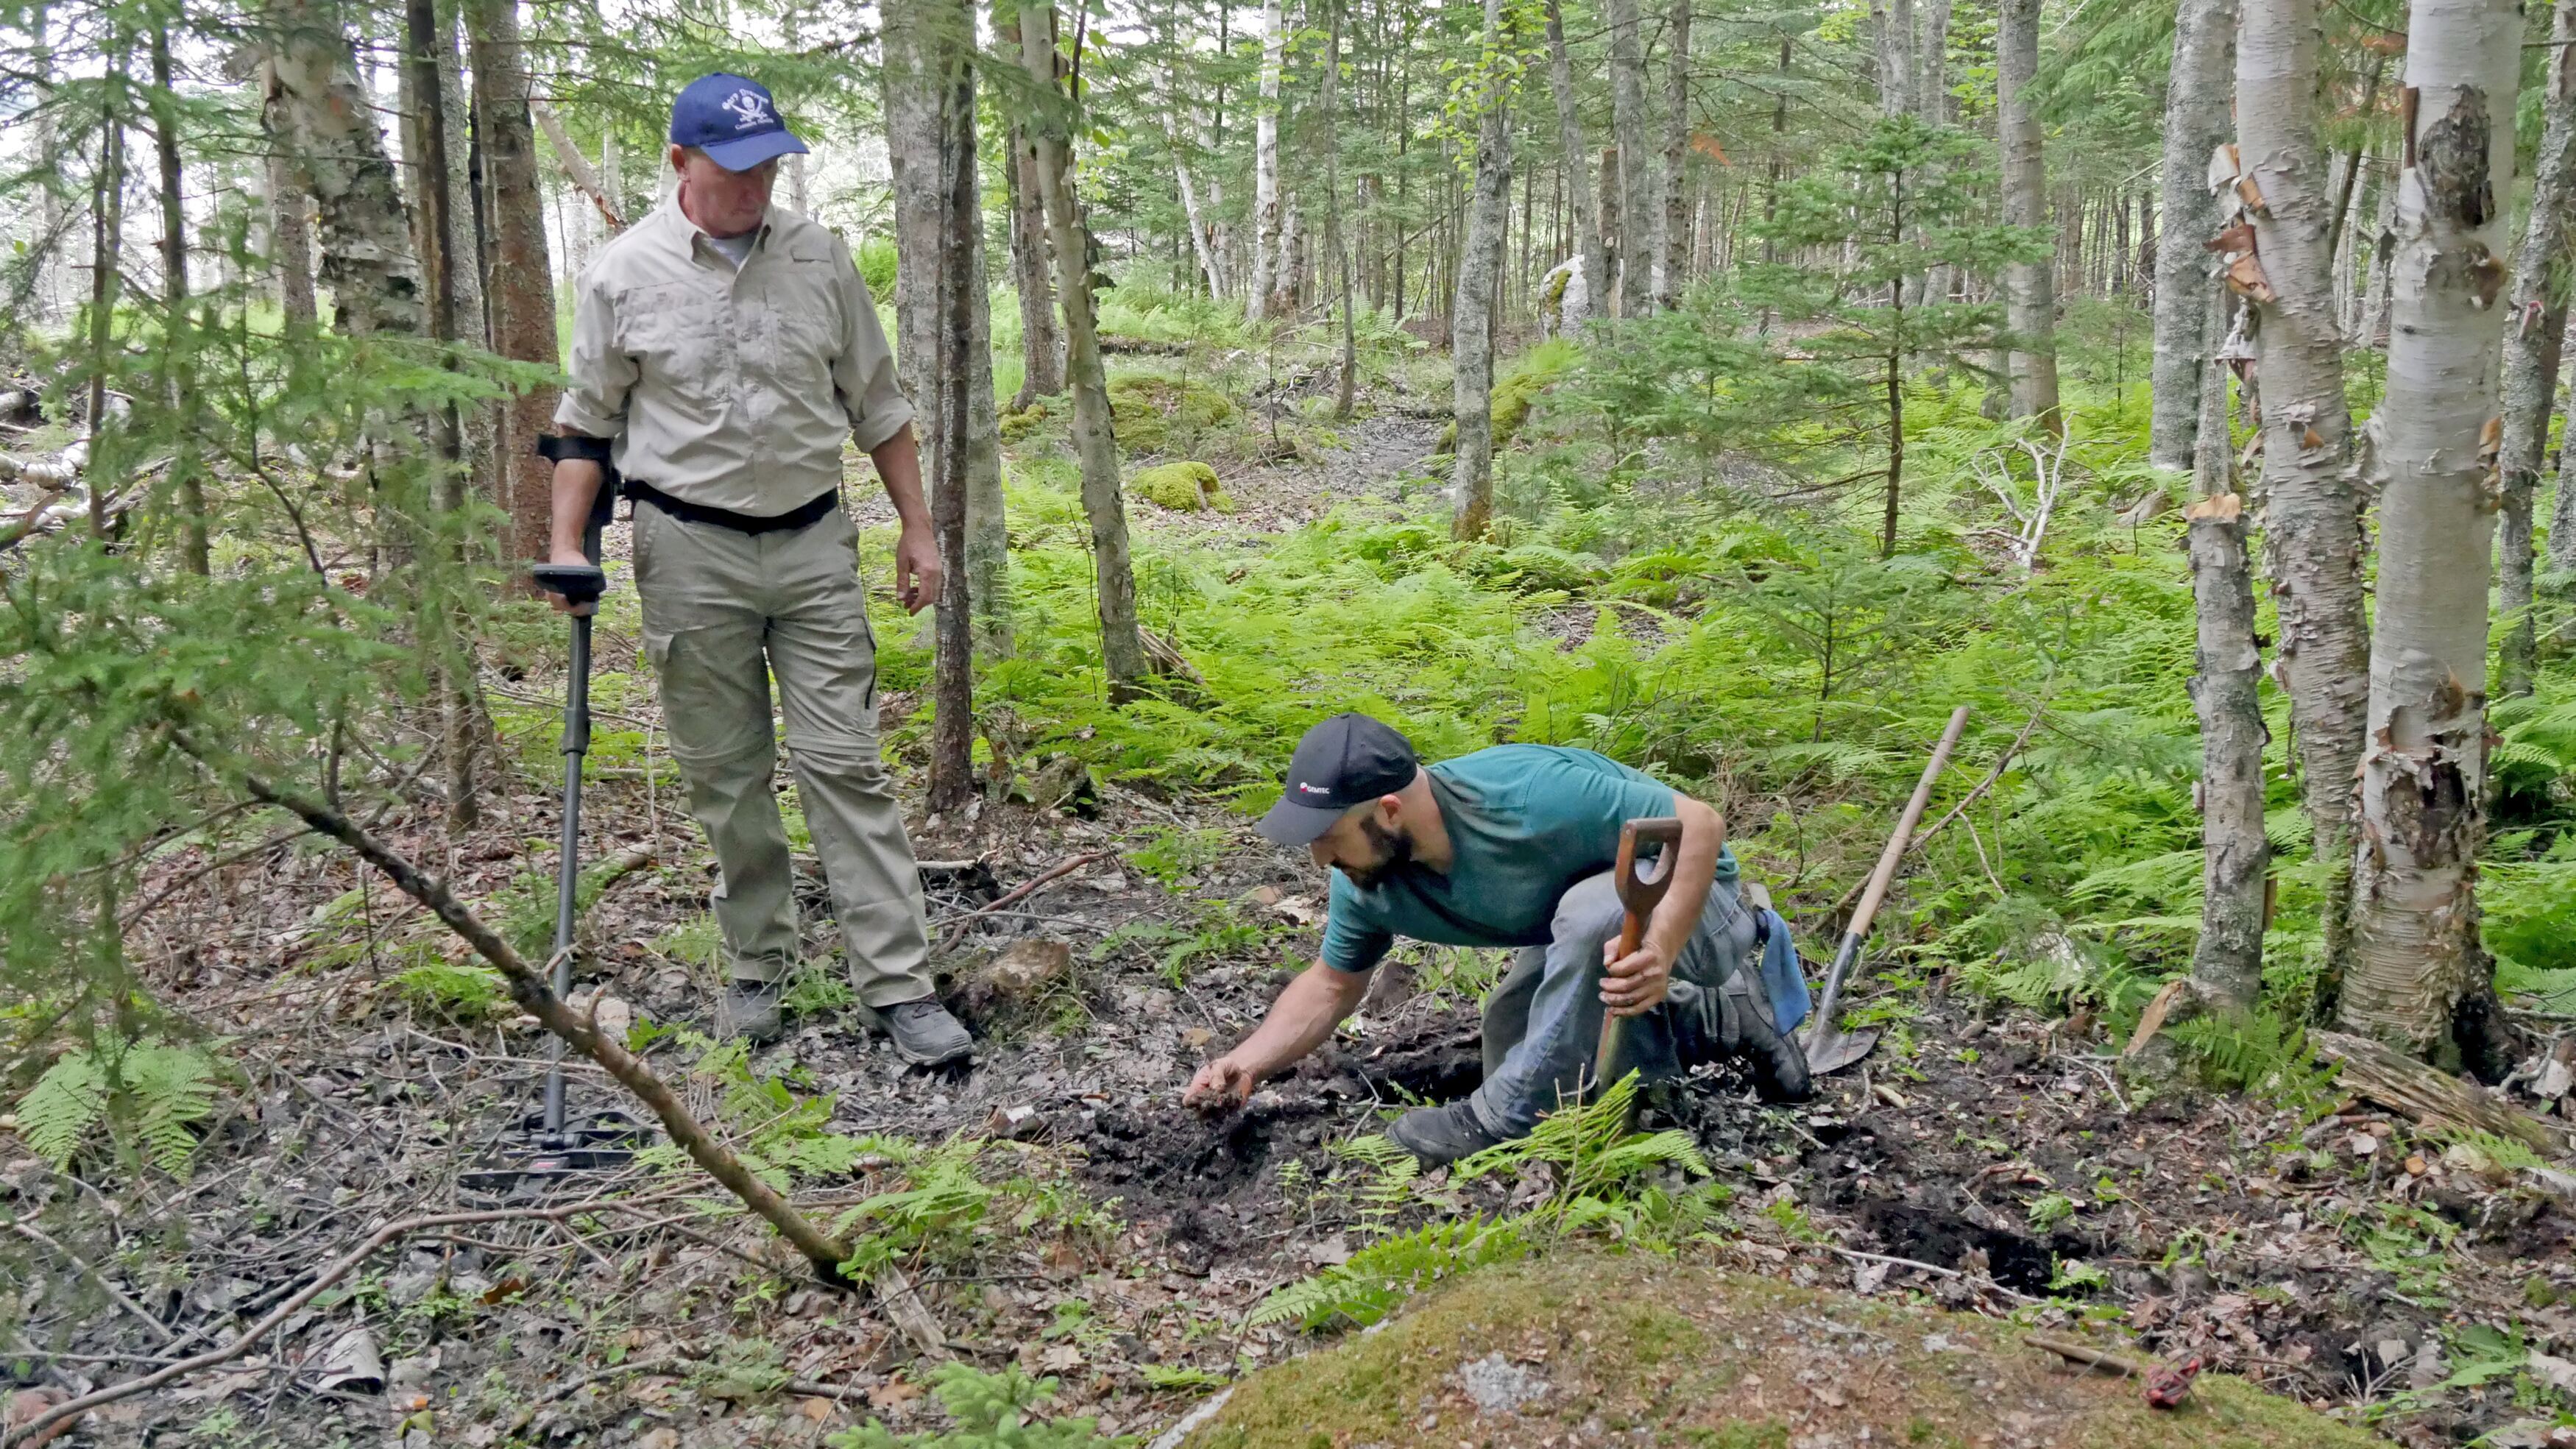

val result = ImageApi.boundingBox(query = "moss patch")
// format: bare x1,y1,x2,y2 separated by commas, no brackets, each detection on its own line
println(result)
999,400,1051,443
1183,1253,2374,1448
1108,375,1234,455
1431,339,1578,457
1133,461,1234,513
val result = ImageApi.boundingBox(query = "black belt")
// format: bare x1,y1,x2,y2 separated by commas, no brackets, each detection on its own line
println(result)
626,480,840,536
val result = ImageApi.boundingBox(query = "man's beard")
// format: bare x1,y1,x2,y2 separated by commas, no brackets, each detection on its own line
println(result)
1340,817,1415,891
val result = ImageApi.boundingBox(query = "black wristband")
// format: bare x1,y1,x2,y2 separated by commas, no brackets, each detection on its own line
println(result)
537,433,613,466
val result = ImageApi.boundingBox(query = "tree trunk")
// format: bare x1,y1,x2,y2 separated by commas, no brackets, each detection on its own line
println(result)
1541,0,1605,327
266,134,319,327
533,102,624,232
2338,0,2520,1060
465,0,560,573
1324,0,1358,417
1875,0,1914,118
1654,0,1692,310
150,26,210,578
2497,0,2576,698
1917,0,1950,123
2189,289,2268,1006
263,0,425,339
2237,0,2369,1002
1997,0,2059,428
1248,0,1285,322
1005,118,1066,405
2148,0,2235,471
882,0,986,809
1450,0,1516,542
888,0,1010,661
1603,0,1655,316
2360,171,2398,347
1019,0,1147,697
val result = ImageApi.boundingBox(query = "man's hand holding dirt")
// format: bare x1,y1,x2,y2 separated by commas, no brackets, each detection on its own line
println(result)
1183,1056,1258,1110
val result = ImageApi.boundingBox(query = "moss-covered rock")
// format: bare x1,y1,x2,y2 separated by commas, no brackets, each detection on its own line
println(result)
1182,1253,2376,1448
1133,461,1234,513
1108,375,1234,455
999,400,1050,443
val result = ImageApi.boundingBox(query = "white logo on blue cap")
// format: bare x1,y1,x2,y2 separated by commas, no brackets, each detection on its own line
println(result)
721,90,775,130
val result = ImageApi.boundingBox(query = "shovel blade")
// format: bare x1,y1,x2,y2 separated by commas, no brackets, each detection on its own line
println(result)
1801,1024,1880,1076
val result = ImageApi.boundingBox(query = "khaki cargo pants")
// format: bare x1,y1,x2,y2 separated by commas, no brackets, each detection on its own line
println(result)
634,500,934,1006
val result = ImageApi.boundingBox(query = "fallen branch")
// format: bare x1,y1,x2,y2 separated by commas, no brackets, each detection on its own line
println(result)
938,849,1117,950
2310,1030,2571,1156
2025,1332,2154,1376
1805,1241,2042,1305
200,757,858,1282
3,1219,175,1344
1908,700,2048,853
2,1200,634,1446
531,102,625,231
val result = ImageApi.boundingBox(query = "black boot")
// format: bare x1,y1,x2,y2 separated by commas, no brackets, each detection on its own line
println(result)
1677,972,1813,1103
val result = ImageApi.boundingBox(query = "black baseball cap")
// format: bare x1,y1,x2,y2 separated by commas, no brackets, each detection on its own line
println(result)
670,73,809,173
1257,714,1420,846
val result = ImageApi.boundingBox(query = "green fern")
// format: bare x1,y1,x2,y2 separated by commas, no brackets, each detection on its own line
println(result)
827,1363,1120,1448
1248,1214,1532,1331
15,1036,222,1176
16,1049,107,1170
1453,1071,1710,1222
2165,1009,2338,1114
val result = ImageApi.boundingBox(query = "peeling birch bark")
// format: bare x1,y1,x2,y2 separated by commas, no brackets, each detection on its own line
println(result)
2338,0,2522,1060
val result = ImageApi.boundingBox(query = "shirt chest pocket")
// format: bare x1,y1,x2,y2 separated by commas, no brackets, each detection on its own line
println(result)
760,263,841,387
616,283,727,404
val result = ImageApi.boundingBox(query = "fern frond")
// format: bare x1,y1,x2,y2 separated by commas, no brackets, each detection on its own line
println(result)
1248,1214,1531,1331
17,1050,107,1169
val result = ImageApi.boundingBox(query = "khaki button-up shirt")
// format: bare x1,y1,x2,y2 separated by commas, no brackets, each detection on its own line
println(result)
554,198,913,517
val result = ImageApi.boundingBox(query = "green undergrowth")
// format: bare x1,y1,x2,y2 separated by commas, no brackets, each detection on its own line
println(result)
1186,1253,2383,1448
869,319,2576,1038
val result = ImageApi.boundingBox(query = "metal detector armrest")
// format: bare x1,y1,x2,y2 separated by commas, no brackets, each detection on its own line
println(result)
532,563,609,606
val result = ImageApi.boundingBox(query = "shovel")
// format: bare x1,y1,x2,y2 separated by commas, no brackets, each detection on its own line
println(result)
1800,704,1971,1076
1591,816,1685,1099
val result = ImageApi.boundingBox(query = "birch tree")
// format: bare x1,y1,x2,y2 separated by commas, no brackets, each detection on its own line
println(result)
1019,0,1149,695
2338,0,2522,1060
2223,0,2369,989
1247,0,1285,322
2147,0,2237,472
2496,0,2576,699
1543,0,1607,326
2187,288,2267,1006
261,0,424,339
1450,0,1518,541
1996,0,2058,427
1322,0,1357,417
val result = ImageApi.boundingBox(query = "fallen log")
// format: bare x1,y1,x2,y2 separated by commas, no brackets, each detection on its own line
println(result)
2310,1030,2570,1156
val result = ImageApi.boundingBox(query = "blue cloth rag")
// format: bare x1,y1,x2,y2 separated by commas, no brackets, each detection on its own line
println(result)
1756,908,1810,1034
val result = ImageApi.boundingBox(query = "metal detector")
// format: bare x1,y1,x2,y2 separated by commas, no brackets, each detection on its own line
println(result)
461,455,649,1198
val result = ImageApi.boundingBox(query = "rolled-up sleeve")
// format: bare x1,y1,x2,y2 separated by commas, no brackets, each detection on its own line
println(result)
552,265,633,438
830,239,914,452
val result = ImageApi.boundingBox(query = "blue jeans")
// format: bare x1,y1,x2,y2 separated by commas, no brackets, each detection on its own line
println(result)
1469,870,1761,1139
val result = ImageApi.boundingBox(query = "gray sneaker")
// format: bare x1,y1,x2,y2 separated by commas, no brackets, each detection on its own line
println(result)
1387,1099,1508,1167
717,979,787,1044
860,997,972,1066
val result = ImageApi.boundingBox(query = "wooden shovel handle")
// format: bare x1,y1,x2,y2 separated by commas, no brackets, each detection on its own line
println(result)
1844,706,1971,943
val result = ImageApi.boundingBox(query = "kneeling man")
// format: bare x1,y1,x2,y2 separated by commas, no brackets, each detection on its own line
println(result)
1185,715,1810,1163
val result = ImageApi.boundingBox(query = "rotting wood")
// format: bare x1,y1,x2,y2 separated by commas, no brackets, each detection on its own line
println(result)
2310,1030,2569,1155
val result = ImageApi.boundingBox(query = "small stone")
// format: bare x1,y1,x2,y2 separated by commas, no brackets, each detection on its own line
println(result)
2348,1133,2379,1157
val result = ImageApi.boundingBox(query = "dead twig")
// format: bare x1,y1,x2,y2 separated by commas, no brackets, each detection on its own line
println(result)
937,849,1118,951
2,1219,175,1344
3,1198,641,1446
2025,1332,2154,1376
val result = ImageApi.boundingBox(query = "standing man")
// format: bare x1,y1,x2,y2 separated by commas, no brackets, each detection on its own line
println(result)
544,73,969,1066
1185,715,1810,1164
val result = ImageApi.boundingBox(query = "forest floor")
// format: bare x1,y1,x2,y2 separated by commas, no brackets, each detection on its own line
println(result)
10,401,2576,1449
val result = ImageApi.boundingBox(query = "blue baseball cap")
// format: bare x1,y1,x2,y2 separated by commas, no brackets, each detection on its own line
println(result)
670,73,808,173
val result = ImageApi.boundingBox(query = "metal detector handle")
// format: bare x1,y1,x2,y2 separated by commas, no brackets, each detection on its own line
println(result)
1807,706,1972,1032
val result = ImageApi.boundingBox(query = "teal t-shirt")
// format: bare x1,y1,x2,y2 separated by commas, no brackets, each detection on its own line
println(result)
1317,744,1735,973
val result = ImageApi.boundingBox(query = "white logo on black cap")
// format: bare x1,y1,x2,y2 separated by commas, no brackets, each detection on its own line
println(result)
721,90,775,130
1296,782,1331,796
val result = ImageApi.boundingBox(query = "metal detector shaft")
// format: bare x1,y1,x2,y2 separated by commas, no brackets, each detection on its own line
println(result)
542,609,594,1143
